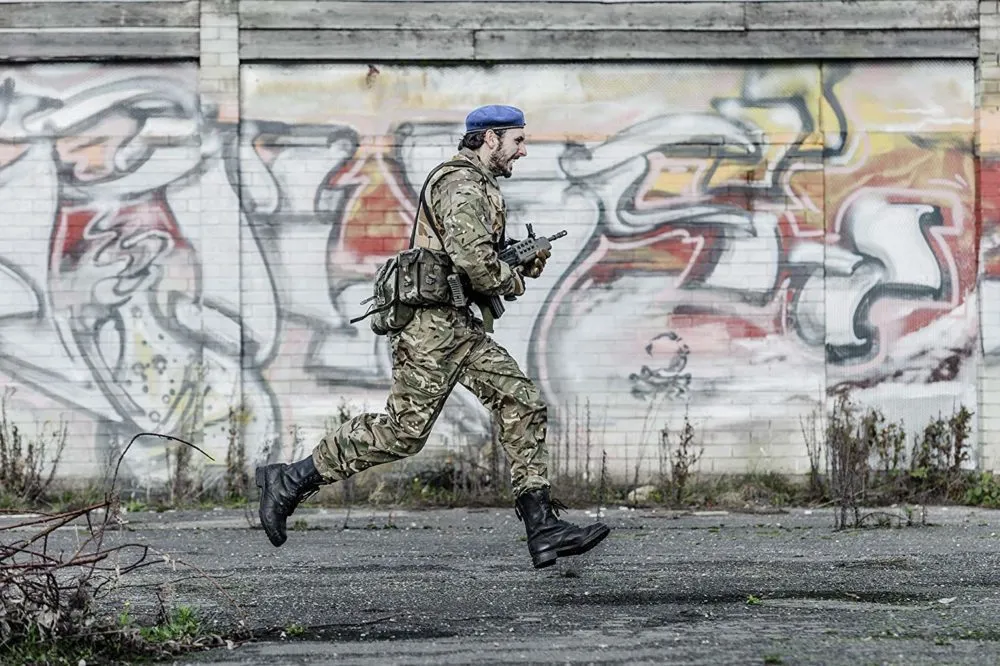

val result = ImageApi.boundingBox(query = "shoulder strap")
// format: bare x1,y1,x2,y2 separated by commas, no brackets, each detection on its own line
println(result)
408,159,484,249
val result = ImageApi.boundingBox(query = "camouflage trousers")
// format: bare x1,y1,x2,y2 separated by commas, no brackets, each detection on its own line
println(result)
312,306,550,497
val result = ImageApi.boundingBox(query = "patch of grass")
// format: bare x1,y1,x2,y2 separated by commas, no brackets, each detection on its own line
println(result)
137,605,202,644
680,471,806,511
5,623,137,666
5,596,231,664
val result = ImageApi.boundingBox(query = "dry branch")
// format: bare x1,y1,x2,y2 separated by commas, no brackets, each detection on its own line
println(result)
0,431,240,658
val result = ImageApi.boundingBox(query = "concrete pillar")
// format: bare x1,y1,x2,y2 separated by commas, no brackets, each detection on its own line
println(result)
979,0,1000,471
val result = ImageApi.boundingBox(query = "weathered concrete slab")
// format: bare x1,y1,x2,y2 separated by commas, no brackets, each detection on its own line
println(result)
19,504,1000,665
0,1,199,28
0,30,199,60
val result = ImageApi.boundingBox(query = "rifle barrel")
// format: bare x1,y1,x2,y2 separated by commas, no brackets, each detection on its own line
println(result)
547,230,568,241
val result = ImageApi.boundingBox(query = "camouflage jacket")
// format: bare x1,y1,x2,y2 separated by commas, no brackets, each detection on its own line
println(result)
413,147,523,299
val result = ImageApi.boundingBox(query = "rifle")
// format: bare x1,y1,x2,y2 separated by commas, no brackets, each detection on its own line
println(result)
478,224,568,321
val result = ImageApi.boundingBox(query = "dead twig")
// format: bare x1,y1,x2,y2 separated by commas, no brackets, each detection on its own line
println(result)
0,430,242,659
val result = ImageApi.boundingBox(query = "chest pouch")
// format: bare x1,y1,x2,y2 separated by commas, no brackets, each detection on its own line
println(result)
396,247,455,307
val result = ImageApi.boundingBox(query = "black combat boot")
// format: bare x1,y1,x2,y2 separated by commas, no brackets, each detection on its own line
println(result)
255,455,326,547
515,487,611,569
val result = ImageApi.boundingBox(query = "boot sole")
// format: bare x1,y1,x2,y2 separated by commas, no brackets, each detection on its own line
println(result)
532,524,611,569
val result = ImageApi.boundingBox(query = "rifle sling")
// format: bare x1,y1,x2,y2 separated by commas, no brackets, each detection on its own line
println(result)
408,159,477,250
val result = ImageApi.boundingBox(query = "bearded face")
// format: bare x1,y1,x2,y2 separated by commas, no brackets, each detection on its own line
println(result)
487,128,526,178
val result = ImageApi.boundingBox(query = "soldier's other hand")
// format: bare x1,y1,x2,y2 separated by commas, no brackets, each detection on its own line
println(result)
511,269,526,296
523,248,550,279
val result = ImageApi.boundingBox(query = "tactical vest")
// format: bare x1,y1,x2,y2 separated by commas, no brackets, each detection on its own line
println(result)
412,153,508,253
352,155,503,336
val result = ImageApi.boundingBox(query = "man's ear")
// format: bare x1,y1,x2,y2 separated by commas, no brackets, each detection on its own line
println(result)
485,129,498,149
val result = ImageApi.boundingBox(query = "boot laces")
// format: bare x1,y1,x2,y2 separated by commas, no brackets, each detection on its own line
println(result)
299,487,320,504
514,495,569,522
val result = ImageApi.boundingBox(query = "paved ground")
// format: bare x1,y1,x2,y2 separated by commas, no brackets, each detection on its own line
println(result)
8,502,1000,665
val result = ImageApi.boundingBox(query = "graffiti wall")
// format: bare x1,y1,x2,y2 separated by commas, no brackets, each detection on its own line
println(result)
0,61,981,486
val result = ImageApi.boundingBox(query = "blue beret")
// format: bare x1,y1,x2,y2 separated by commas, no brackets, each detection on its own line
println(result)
464,104,525,134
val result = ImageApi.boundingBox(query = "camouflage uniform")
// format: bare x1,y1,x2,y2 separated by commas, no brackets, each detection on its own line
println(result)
311,147,550,497
257,106,609,565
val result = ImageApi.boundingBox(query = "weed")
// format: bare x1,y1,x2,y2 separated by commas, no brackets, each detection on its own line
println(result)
0,387,68,506
597,449,608,519
137,605,202,644
908,405,974,503
662,410,703,505
584,397,593,485
827,393,868,529
225,404,252,502
800,408,825,501
739,471,797,508
964,472,1000,508
2,485,236,663
815,394,981,528
166,436,195,506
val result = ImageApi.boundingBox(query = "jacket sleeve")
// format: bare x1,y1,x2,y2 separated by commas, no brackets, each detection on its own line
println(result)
431,169,521,297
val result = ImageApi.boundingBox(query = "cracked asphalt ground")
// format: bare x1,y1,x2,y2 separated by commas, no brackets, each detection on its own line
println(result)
8,504,1000,665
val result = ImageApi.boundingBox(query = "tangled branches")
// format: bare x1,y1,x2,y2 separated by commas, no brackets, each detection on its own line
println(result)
0,432,230,661
0,498,155,648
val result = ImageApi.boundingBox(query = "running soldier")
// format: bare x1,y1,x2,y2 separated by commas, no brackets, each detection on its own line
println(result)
255,104,610,569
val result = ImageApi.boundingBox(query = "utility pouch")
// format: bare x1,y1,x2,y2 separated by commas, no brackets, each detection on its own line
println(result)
397,247,454,307
354,255,415,336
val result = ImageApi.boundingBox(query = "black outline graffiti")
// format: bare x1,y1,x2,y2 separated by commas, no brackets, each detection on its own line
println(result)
629,331,692,401
826,205,951,364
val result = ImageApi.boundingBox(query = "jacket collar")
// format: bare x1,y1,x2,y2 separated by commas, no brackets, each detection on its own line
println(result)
457,147,499,188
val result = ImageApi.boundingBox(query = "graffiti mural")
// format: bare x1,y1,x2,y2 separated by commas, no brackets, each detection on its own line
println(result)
0,61,980,484
0,64,280,485
243,63,978,475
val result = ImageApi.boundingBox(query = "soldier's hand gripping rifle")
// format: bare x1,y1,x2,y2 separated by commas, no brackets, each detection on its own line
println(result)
478,224,568,321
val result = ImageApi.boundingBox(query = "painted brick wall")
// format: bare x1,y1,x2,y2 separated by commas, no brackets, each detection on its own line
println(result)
979,0,1000,473
0,1,992,491
245,62,980,483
